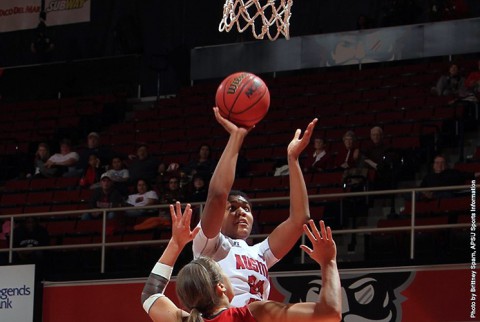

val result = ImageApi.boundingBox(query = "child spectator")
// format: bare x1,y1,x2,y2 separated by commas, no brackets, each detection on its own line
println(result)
125,179,159,217
79,154,102,189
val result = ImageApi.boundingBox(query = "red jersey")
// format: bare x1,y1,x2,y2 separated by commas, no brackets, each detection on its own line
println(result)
204,306,256,322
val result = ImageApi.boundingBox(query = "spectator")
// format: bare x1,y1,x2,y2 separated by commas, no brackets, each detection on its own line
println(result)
0,219,10,240
128,144,162,184
160,175,186,204
361,126,388,170
431,63,469,98
30,142,57,178
73,132,114,177
125,179,159,217
181,144,216,180
81,173,124,220
12,216,49,322
44,139,79,177
420,155,480,199
334,131,360,169
13,217,49,265
465,59,480,95
104,156,130,196
79,154,102,190
303,137,333,173
361,126,402,190
186,173,208,203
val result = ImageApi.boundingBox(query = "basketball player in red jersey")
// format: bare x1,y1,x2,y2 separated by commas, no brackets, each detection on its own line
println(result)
142,202,341,322
192,107,318,306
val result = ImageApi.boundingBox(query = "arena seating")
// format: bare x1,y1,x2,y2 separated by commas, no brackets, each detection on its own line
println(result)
0,57,477,273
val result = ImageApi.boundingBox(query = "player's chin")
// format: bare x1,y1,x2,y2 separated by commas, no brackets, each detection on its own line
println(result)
235,227,252,239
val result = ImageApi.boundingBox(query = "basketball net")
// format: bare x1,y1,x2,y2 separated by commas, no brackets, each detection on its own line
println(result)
219,0,293,41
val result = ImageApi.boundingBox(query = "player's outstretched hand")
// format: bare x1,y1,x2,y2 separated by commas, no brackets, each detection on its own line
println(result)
287,118,318,160
213,106,252,137
300,219,337,267
169,202,201,249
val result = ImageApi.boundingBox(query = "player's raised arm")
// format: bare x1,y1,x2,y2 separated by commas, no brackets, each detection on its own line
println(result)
142,202,200,322
249,220,342,322
200,107,250,238
268,118,317,259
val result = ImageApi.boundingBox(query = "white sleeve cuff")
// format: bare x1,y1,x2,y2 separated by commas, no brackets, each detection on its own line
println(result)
143,294,165,314
152,262,173,279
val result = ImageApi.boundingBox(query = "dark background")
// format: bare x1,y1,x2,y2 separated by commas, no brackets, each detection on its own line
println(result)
1,0,480,98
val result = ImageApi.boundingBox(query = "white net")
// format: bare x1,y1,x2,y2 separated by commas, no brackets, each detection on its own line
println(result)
219,0,293,41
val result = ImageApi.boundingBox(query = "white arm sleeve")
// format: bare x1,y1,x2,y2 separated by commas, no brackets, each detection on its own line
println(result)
192,223,231,261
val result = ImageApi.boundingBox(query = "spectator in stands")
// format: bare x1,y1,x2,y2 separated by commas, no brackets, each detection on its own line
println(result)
81,173,124,220
361,126,402,190
79,154,102,190
104,156,130,196
465,59,480,95
12,217,49,265
72,132,114,177
186,173,208,203
334,131,360,169
128,144,163,185
44,139,79,177
125,179,159,217
30,142,57,178
362,126,388,170
431,63,469,98
181,144,216,180
420,155,480,199
12,216,49,322
303,137,333,173
160,175,186,205
0,219,10,241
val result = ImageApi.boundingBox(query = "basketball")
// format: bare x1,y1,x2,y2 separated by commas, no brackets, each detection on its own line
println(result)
215,72,270,127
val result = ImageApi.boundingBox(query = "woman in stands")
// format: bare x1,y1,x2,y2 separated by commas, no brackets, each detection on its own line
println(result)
141,202,342,322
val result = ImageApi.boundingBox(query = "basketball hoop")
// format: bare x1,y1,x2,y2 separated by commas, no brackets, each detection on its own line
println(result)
219,0,293,41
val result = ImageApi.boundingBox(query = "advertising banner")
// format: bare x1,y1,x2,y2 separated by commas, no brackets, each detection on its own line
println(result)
0,264,35,322
43,264,476,322
0,0,90,33
191,18,480,80
0,0,42,33
44,0,90,27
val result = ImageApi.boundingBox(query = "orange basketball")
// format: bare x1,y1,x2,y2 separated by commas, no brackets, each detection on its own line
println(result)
215,72,270,127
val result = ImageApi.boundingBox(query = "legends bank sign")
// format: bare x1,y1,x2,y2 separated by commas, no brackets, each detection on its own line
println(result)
0,265,35,322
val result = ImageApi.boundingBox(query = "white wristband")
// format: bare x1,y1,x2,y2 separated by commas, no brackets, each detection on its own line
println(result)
152,262,173,280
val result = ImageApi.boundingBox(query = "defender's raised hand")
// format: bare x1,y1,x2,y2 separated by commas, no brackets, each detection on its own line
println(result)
300,220,337,267
169,202,201,249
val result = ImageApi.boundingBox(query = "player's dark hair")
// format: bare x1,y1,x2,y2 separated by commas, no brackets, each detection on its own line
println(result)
228,190,251,206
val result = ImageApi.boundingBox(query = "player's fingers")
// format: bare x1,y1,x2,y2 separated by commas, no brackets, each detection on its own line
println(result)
303,222,317,243
326,225,333,241
319,220,327,240
175,201,182,219
309,219,322,240
184,204,193,227
292,128,301,140
169,204,177,224
300,245,313,254
191,226,201,238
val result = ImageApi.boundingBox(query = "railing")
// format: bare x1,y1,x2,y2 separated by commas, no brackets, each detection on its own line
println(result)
0,183,477,273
